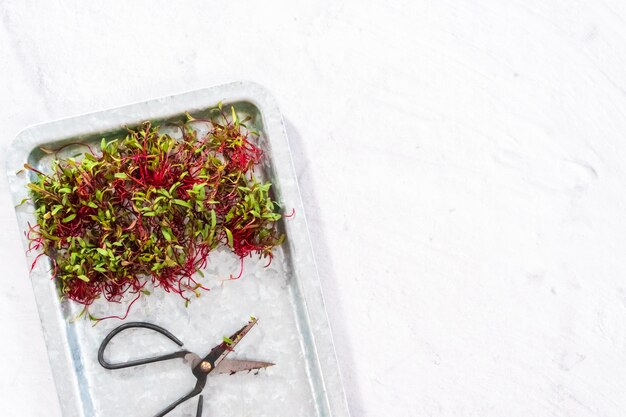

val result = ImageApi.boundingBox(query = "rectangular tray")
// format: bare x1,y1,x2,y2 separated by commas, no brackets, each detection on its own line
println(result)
6,82,350,417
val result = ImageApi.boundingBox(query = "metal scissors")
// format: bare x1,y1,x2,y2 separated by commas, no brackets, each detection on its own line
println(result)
98,317,273,417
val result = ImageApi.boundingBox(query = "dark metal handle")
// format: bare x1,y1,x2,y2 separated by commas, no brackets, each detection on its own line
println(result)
98,322,191,370
196,395,204,417
154,378,206,417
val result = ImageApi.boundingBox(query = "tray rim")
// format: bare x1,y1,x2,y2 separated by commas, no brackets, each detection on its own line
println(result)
6,81,351,417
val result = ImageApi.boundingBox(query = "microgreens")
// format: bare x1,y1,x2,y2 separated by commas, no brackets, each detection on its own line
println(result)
26,106,285,319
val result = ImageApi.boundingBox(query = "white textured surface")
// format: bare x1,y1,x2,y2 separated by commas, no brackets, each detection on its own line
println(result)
2,1,626,416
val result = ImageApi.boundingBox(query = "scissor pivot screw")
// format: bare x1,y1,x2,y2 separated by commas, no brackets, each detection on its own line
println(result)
200,361,212,373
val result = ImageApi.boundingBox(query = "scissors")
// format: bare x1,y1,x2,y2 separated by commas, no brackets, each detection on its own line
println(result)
98,317,273,417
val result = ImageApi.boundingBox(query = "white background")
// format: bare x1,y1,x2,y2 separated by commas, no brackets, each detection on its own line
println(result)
3,1,626,416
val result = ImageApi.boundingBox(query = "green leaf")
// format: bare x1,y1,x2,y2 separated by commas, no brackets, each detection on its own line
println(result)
161,228,172,241
114,173,128,179
169,182,181,195
27,183,45,193
223,336,234,345
39,230,59,241
15,198,29,208
172,199,191,208
77,275,90,282
210,210,216,228
231,106,239,126
96,248,108,256
208,227,215,245
225,228,233,248
164,257,178,267
62,213,77,223
263,213,281,221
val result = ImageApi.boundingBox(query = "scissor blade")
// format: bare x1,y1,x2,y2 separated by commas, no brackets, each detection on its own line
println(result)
215,358,274,375
212,317,258,367
198,317,260,372
225,317,258,351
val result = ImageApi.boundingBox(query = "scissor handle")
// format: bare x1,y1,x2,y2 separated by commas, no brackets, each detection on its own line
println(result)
98,322,192,370
154,380,207,417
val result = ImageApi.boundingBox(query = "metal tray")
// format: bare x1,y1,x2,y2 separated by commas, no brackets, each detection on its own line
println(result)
6,82,350,417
